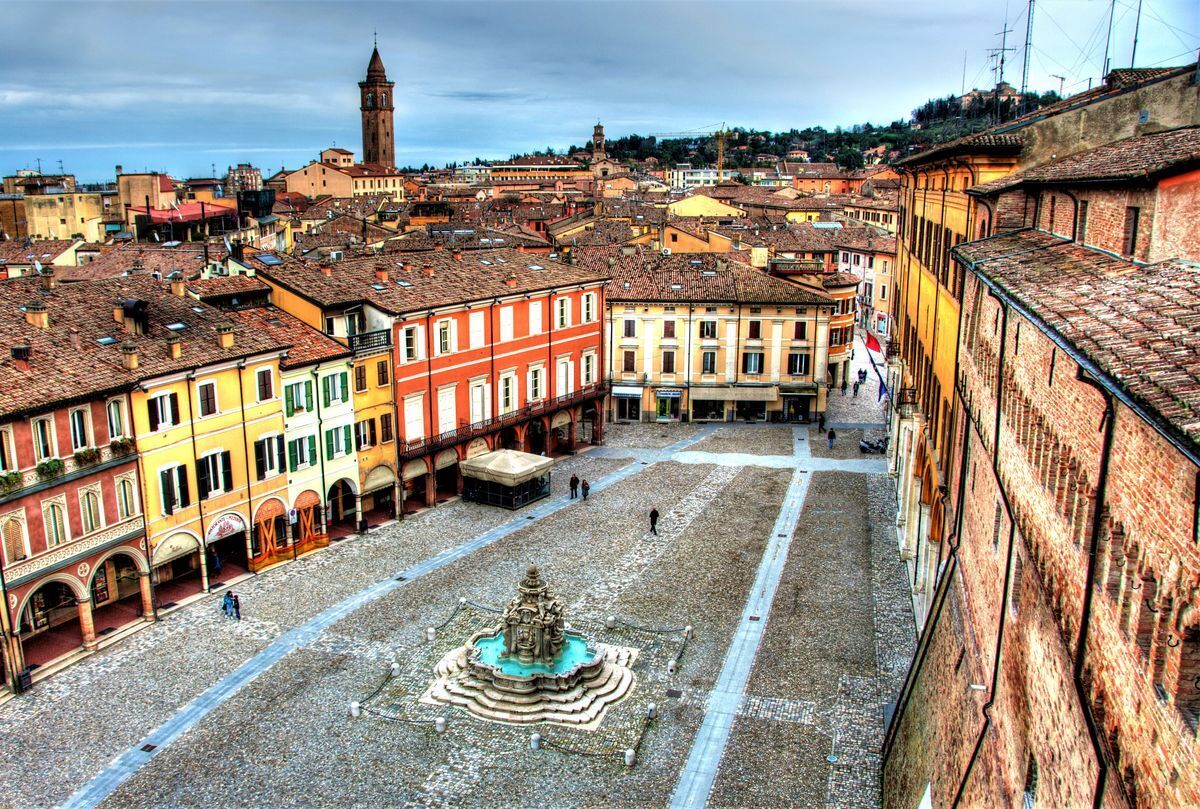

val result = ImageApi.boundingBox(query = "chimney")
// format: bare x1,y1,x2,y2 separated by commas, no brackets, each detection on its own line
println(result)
39,267,57,291
68,327,81,351
374,264,389,283
433,244,443,251
169,273,186,297
320,262,332,277
120,341,139,370
504,269,518,288
115,164,123,176
216,322,235,349
167,333,182,359
422,265,435,277
516,244,526,254
113,300,125,324
11,344,30,372
452,250,462,261
24,301,48,329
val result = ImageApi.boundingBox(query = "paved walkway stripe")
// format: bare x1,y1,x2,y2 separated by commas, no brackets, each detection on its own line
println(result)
62,430,718,809
669,463,814,809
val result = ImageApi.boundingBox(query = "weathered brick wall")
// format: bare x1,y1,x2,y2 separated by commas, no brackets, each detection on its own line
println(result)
886,266,1200,807
1152,168,1200,262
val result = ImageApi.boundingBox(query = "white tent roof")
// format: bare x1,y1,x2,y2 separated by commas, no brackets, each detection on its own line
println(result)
460,449,554,487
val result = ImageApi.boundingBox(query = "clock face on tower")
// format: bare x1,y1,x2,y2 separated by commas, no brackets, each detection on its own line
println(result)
359,46,396,168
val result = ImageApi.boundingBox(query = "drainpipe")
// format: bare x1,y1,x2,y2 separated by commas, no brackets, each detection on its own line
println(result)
235,362,255,571
126,391,156,621
685,302,694,420
0,540,20,690
183,375,210,590
951,294,1014,807
311,364,330,535
1073,370,1115,809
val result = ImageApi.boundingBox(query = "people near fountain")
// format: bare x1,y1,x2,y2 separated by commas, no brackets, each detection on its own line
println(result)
649,508,659,536
581,479,590,500
569,474,579,499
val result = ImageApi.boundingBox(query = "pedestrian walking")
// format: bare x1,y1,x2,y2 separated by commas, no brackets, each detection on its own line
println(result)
818,413,826,434
649,508,659,536
840,377,848,396
221,591,233,619
232,593,242,621
828,429,837,451
210,549,222,575
581,479,590,500
858,368,868,383
853,381,861,398
569,474,579,499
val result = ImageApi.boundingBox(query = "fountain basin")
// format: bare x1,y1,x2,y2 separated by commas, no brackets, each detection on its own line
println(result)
467,629,605,696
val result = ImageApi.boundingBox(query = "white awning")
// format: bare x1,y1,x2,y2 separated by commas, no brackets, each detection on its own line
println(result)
689,385,779,402
461,449,554,487
611,385,643,398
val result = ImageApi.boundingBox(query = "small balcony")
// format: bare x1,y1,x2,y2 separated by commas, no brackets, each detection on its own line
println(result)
349,329,391,355
897,387,918,417
398,382,608,460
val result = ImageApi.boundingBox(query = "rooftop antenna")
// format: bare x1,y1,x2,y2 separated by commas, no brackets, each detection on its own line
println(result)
1130,0,1144,68
35,157,42,175
1019,0,1035,113
991,6,1016,123
1051,73,1066,97
1101,0,1116,79
57,159,64,176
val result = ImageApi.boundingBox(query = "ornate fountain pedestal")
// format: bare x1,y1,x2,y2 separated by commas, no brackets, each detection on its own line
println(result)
422,565,636,728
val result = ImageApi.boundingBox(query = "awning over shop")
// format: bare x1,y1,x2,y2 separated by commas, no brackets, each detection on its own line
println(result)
611,385,643,398
689,385,779,402
461,449,553,487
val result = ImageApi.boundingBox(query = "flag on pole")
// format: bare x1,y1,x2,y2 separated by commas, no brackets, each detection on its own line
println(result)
864,332,882,354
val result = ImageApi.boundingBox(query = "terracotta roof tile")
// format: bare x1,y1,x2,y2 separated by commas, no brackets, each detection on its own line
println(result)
229,307,349,369
596,251,832,305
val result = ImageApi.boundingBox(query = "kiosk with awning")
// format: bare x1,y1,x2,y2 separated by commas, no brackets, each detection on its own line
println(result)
460,450,554,510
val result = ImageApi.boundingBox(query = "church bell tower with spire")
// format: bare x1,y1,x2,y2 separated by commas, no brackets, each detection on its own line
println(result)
359,44,396,168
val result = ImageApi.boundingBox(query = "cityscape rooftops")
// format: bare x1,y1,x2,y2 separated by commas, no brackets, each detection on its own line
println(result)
596,250,833,305
229,306,350,370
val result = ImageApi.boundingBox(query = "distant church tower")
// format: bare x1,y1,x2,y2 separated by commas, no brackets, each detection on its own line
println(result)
360,45,396,168
592,121,606,160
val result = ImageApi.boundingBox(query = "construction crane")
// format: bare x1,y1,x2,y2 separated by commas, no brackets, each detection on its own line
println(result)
650,123,736,176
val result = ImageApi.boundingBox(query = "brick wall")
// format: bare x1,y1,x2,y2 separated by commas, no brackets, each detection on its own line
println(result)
885,268,1200,807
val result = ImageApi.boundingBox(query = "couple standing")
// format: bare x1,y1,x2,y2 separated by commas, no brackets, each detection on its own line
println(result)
221,591,242,621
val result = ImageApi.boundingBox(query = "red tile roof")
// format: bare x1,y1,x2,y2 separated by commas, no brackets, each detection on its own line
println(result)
597,250,832,305
954,229,1200,452
229,307,349,369
0,239,77,266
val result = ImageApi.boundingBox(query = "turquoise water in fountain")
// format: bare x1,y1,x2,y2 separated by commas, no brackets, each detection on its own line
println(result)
474,631,597,676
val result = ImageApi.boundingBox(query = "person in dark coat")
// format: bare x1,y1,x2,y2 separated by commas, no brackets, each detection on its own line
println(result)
232,593,242,621
581,479,590,500
818,413,826,434
222,591,233,619
828,429,837,450
569,474,579,499
649,508,660,535
840,377,848,396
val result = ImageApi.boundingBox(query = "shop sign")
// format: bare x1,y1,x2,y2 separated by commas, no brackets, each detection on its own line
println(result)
206,513,247,544
656,389,682,399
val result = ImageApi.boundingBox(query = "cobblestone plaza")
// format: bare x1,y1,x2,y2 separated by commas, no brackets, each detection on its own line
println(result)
2,360,914,807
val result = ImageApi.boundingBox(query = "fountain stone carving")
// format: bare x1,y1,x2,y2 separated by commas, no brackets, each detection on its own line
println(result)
422,564,636,728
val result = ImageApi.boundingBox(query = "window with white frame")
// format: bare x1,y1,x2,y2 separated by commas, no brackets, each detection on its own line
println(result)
106,399,125,441
528,366,544,401
500,373,517,414
469,311,485,348
324,371,349,405
556,298,570,328
80,489,102,533
402,325,419,362
197,451,232,499
437,320,454,355
499,307,514,342
43,500,68,546
355,418,377,450
254,435,285,480
69,409,91,451
582,353,595,385
148,392,179,431
582,293,596,323
327,424,351,458
33,416,54,461
699,320,716,339
288,436,317,471
787,353,810,376
528,300,542,335
159,465,189,514
117,477,137,519
0,428,12,472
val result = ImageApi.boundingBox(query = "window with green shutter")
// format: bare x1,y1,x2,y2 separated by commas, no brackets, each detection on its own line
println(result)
288,439,298,472
307,435,316,462
285,384,295,417
322,376,331,408
305,381,313,411
326,429,335,460
343,424,351,454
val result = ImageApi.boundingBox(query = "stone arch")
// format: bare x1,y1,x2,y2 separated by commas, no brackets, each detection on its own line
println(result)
16,573,87,620
433,450,458,472
90,546,149,582
462,437,491,460
152,530,202,567
402,459,430,481
365,463,398,489
254,497,287,524
550,411,571,430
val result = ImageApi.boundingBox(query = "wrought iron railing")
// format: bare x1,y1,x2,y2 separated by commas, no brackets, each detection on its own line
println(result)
349,329,391,354
397,382,608,459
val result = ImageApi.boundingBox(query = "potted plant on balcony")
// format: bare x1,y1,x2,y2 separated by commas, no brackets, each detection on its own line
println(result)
35,459,66,481
110,437,136,456
0,470,23,495
74,447,102,466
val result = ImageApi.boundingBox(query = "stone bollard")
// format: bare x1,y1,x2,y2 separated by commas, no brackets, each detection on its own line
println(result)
668,659,678,674
459,597,467,605
624,748,636,767
435,717,447,734
390,661,400,678
349,701,361,718
606,615,616,629
530,732,542,751
647,702,657,719
684,625,693,638
426,627,437,642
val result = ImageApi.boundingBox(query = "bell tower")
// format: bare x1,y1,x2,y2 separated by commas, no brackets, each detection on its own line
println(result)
592,121,606,160
359,44,396,168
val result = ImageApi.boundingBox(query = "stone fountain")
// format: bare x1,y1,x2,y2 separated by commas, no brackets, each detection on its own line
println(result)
422,564,636,727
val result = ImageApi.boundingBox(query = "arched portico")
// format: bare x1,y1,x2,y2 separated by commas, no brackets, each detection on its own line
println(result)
88,550,153,636
327,478,358,538
152,531,205,606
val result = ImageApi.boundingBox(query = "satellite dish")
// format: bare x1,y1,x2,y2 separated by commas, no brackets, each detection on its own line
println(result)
33,260,43,272
223,235,232,253
153,232,161,242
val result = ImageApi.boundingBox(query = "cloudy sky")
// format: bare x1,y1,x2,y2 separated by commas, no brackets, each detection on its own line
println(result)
2,0,1196,182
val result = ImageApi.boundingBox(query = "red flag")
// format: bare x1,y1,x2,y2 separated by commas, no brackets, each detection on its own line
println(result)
864,332,882,354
